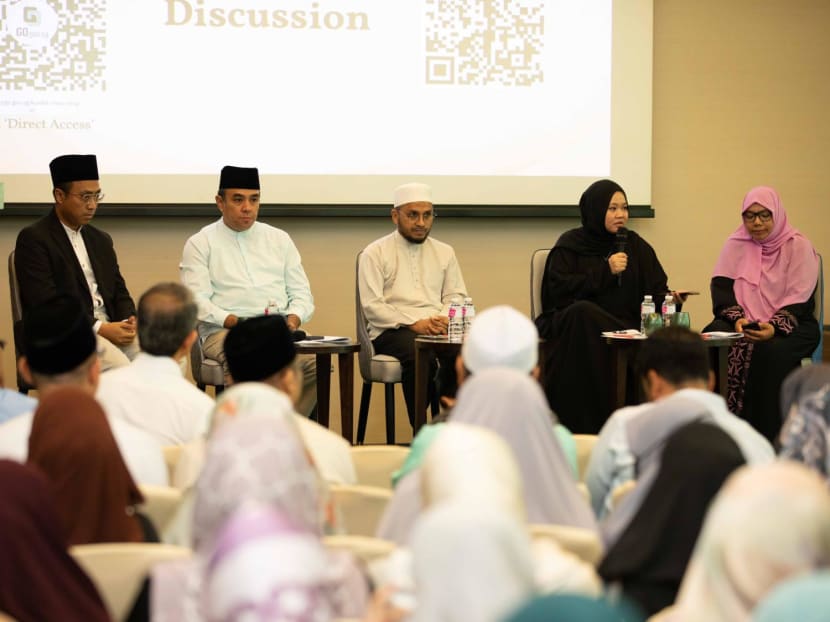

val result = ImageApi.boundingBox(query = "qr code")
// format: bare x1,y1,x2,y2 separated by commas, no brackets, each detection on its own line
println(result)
425,0,544,87
0,0,106,91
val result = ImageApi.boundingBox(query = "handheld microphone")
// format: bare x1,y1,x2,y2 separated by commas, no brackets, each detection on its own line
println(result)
615,227,628,287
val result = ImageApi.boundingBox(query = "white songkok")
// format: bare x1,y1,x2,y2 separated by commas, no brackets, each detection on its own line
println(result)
393,182,432,207
462,305,538,374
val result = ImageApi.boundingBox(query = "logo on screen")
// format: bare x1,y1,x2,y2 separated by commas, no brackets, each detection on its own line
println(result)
3,0,58,48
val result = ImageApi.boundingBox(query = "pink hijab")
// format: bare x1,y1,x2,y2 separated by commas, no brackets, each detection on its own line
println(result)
712,186,818,321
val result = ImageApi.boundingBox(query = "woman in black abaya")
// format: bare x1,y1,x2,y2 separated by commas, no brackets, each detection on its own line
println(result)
535,179,672,433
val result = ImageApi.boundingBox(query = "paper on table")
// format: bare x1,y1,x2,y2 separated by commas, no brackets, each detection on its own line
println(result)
299,335,351,343
601,330,646,340
701,331,743,340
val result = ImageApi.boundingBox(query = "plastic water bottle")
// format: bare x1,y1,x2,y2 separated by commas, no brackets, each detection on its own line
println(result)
448,302,463,343
661,294,676,327
640,295,655,334
462,297,475,340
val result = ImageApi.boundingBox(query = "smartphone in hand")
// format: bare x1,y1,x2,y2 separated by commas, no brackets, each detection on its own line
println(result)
743,321,761,331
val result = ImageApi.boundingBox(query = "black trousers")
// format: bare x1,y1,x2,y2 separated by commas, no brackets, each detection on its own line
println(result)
373,327,457,425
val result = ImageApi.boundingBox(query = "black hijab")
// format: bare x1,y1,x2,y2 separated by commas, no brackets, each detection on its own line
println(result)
556,179,626,255
598,421,745,616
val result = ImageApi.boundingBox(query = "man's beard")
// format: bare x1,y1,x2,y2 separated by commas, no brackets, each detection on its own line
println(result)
398,229,429,244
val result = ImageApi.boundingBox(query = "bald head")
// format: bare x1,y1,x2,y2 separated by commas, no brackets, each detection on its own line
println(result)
137,282,198,356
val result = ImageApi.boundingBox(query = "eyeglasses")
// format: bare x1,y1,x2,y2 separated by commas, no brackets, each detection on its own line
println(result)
396,208,436,222
742,209,772,223
69,191,105,205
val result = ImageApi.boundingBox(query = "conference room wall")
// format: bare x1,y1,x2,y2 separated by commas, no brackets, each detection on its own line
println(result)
0,0,827,443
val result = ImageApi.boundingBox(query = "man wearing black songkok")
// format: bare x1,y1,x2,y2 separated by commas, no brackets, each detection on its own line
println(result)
180,165,317,417
14,155,138,372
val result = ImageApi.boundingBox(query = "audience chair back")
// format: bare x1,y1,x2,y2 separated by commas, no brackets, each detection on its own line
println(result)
530,248,551,321
528,523,604,566
189,338,225,395
350,445,410,489
355,251,403,444
330,483,393,537
7,251,34,394
70,542,191,621
137,485,183,533
161,445,183,485
573,434,599,482
322,534,396,564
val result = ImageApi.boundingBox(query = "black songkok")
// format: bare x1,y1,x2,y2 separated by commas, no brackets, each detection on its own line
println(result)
22,295,97,375
224,315,296,382
49,155,99,187
219,166,260,190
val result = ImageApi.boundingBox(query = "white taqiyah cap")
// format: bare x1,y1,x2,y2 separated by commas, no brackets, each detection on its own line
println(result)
393,182,432,207
461,305,539,374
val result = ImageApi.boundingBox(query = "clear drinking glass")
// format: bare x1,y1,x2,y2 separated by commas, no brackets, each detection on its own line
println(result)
644,312,663,336
673,311,691,329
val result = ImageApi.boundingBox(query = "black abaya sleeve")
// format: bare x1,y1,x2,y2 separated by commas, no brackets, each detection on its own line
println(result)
540,246,614,313
711,277,740,318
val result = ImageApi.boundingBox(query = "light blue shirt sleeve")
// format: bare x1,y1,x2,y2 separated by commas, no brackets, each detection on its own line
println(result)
553,423,579,479
0,389,37,425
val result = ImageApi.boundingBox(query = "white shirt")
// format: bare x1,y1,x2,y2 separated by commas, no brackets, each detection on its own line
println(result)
585,388,774,519
0,410,168,486
97,353,214,445
61,221,108,332
180,219,314,339
358,231,468,339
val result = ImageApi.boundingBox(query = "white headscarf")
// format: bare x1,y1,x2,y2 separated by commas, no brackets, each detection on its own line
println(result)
376,368,596,543
421,422,525,520
670,461,830,622
411,504,535,622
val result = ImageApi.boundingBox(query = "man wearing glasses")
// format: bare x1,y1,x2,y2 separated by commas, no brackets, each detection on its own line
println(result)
14,154,138,371
358,182,468,425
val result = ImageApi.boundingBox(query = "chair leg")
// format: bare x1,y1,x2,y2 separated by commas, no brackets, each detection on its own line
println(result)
215,384,225,396
384,383,396,445
357,382,372,445
197,383,206,392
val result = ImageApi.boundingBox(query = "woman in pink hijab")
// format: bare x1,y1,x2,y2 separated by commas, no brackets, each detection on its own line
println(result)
705,186,819,442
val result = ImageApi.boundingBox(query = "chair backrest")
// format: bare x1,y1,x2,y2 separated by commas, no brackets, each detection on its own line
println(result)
161,445,183,484
322,534,396,564
530,248,551,321
70,542,191,620
7,251,32,393
573,434,598,482
355,251,375,380
137,484,183,533
610,479,637,511
528,523,604,566
813,253,824,363
350,445,410,489
330,483,392,537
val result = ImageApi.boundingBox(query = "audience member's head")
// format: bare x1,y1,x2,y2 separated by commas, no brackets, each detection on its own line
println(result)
224,315,300,403
137,282,198,358
411,504,535,622
421,422,525,520
26,387,144,546
672,461,830,622
19,294,99,394
504,593,645,622
753,570,830,622
207,382,296,436
636,326,712,400
598,422,745,616
459,305,539,382
780,363,830,422
779,382,830,484
205,503,334,622
0,460,110,622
